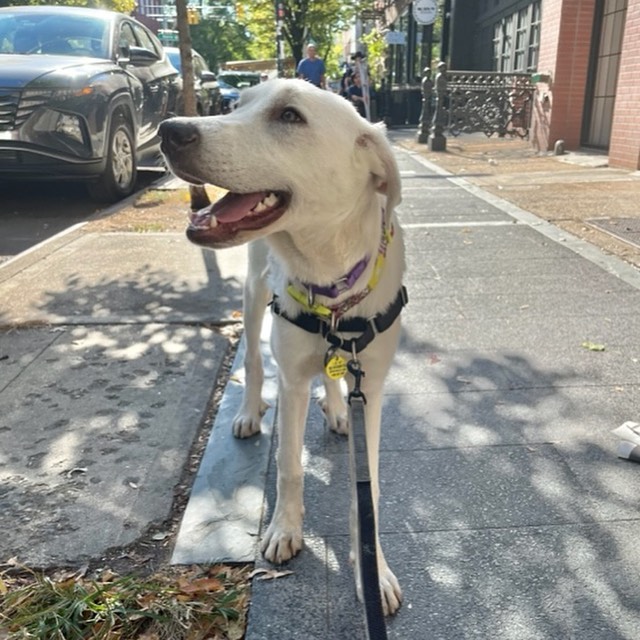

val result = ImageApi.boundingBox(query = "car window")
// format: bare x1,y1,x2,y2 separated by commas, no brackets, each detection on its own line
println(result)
218,73,260,88
131,22,159,56
118,22,136,53
166,49,180,72
1,12,110,57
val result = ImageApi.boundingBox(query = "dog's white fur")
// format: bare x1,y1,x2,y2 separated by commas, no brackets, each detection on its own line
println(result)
161,79,405,615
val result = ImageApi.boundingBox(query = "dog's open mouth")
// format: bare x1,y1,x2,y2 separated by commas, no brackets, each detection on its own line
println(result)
187,190,288,246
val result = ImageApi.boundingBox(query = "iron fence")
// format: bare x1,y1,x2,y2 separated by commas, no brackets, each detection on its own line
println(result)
444,71,535,138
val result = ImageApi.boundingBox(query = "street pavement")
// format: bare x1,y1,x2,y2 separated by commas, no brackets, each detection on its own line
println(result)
2,133,640,639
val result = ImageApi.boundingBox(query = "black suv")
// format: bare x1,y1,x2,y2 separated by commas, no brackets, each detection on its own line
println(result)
0,6,180,201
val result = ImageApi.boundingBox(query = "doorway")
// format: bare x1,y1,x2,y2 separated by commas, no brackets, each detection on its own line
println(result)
583,0,627,148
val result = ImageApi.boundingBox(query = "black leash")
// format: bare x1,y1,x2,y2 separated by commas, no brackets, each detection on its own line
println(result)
348,360,388,640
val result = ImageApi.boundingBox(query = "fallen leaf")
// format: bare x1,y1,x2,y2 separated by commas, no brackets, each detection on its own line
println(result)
0,576,7,595
151,532,169,541
178,576,223,594
248,568,294,581
66,467,87,478
99,569,118,583
581,341,606,352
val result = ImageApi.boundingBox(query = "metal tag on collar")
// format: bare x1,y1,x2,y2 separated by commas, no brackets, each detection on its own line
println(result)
324,346,347,380
307,287,315,308
330,310,338,332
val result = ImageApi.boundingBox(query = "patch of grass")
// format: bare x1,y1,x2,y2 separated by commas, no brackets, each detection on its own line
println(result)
130,223,168,233
0,564,250,640
134,190,171,208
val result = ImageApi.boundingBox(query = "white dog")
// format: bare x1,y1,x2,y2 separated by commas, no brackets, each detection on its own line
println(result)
159,79,406,615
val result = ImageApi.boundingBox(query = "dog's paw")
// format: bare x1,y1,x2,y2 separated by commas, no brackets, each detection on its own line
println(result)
261,521,303,564
378,564,403,616
352,552,403,616
232,400,269,439
318,396,349,435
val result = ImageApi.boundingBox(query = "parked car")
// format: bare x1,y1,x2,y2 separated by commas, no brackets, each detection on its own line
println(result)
164,46,221,116
216,70,261,113
0,5,180,202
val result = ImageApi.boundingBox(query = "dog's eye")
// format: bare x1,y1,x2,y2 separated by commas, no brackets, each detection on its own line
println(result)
280,107,304,124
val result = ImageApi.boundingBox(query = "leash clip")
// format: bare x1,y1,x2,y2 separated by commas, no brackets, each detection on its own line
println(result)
330,310,338,332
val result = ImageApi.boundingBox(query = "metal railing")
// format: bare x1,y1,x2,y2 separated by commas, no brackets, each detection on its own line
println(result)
443,70,535,139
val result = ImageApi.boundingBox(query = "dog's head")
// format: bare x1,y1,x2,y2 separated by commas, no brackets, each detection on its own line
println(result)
159,79,401,249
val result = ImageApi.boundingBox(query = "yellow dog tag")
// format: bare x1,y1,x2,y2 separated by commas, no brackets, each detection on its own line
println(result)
324,349,347,380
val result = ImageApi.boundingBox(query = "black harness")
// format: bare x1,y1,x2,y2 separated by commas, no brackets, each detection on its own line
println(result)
270,286,408,355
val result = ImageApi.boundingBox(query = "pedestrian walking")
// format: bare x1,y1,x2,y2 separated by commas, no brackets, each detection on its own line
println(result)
297,44,326,89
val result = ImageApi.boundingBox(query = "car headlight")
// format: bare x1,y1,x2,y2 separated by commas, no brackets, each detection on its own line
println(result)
55,113,84,145
19,88,91,148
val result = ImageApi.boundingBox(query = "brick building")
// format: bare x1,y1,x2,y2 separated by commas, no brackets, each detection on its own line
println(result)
446,0,640,169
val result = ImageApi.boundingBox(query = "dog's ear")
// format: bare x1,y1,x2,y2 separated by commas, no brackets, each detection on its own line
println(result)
357,124,401,223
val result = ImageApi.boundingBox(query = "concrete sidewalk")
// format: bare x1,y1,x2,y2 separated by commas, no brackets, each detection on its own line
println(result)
238,141,640,638
0,224,248,566
1,134,640,638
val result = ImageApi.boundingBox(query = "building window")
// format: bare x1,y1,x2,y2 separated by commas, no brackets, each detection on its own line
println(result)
528,1,541,71
501,15,513,71
493,21,502,69
514,8,528,71
493,1,542,72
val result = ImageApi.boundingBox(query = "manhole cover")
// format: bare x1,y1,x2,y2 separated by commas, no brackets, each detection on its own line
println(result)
587,217,640,250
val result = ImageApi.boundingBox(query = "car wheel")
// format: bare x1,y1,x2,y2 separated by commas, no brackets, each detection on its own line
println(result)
87,115,137,202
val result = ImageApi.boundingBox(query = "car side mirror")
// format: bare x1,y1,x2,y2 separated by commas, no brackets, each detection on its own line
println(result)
200,70,217,85
117,42,130,64
128,46,159,66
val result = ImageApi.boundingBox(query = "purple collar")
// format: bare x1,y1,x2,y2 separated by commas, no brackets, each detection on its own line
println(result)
304,255,370,299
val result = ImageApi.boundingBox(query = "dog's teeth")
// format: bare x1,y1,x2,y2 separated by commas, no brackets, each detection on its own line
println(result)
264,192,278,206
253,201,268,213
252,192,279,213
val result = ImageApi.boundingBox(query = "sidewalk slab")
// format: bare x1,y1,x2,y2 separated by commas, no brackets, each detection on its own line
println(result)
171,316,278,564
0,232,248,325
0,323,227,566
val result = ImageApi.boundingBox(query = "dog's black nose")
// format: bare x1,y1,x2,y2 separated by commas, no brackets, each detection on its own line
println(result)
158,120,200,152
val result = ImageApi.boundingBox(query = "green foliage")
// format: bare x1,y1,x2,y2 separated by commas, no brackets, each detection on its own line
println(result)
361,28,387,87
190,16,252,72
243,0,366,67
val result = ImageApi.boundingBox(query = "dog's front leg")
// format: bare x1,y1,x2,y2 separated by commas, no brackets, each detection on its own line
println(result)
233,241,271,438
350,383,403,616
261,370,310,564
318,375,349,435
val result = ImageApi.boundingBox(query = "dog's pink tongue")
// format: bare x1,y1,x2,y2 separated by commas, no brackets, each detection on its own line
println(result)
212,191,268,223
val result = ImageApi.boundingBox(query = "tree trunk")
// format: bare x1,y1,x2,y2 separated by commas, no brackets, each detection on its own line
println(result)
175,0,197,117
174,0,208,209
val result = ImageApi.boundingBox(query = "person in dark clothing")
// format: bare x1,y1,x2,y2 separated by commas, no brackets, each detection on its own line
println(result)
347,73,367,118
